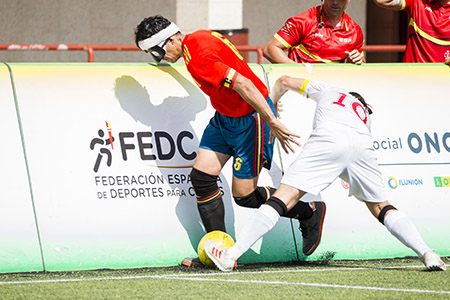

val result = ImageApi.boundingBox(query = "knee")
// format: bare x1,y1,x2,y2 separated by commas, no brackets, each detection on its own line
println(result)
190,168,222,203
265,196,288,216
190,168,217,187
234,187,275,209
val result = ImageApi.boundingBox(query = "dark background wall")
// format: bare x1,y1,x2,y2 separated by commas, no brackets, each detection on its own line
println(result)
0,0,176,62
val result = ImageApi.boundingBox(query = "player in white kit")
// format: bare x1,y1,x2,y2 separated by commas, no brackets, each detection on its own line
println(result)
205,75,446,272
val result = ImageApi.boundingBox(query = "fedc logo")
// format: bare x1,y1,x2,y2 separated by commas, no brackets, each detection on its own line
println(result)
88,121,205,200
89,121,197,173
90,122,115,172
434,177,450,187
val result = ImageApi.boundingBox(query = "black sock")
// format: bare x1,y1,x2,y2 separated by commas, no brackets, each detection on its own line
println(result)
283,201,313,221
190,168,226,232
197,195,226,232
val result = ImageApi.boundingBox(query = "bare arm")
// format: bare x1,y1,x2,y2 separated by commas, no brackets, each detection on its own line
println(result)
232,73,300,153
270,75,307,104
373,0,404,11
263,37,296,64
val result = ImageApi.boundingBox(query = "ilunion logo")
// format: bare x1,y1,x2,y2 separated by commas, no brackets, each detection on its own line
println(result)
388,177,398,189
388,176,424,189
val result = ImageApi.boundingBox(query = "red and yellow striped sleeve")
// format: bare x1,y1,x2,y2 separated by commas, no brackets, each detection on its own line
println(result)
223,67,238,89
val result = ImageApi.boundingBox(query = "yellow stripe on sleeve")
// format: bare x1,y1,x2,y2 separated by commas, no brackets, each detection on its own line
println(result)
274,33,292,49
299,79,310,96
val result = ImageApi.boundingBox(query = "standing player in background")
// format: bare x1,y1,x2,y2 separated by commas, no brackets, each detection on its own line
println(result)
373,0,450,63
205,75,447,272
134,16,327,263
264,0,365,64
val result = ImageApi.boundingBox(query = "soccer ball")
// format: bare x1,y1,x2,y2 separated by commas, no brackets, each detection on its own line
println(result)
197,230,234,268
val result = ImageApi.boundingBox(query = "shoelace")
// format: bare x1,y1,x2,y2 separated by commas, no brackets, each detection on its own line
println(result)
300,217,319,239
299,223,310,239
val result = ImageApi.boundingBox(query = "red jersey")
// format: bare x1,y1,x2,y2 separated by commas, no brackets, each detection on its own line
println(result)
402,0,450,62
274,6,364,63
182,30,268,117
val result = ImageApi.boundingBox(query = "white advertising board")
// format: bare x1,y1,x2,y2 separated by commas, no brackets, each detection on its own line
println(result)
9,63,299,271
265,64,450,259
2,62,449,273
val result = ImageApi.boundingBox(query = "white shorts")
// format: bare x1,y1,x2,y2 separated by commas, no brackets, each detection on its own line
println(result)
281,123,386,203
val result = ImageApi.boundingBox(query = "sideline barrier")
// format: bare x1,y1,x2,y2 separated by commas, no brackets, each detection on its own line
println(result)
1,63,298,273
0,62,449,273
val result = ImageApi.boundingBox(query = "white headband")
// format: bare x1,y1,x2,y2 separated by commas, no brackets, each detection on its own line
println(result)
138,22,180,51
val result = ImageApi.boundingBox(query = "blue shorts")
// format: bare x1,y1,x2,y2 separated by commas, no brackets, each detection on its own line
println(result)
199,96,276,179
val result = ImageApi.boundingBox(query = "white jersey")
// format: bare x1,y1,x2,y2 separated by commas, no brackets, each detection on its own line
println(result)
301,80,371,135
281,80,386,203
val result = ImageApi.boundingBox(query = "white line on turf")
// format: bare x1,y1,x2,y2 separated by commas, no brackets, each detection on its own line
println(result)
164,265,425,277
0,266,411,284
163,277,450,295
0,265,448,295
0,265,427,284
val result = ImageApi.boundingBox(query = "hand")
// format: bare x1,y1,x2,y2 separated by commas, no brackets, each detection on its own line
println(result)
270,92,284,119
345,50,364,65
270,83,285,119
445,57,450,66
275,100,284,118
268,119,301,154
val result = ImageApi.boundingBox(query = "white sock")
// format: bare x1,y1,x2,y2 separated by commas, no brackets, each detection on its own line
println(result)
384,210,431,258
227,204,280,260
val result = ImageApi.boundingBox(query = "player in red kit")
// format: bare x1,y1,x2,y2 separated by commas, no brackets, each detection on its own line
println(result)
134,16,327,265
182,30,269,118
373,0,450,62
264,0,365,64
